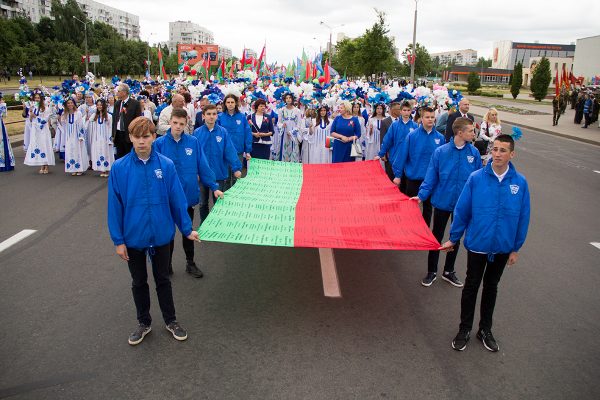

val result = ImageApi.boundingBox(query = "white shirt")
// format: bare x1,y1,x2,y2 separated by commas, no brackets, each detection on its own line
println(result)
255,114,264,127
492,164,509,182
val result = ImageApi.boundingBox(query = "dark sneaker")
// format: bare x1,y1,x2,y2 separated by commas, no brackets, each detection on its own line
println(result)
185,261,203,278
452,329,470,351
168,264,173,275
128,324,151,346
421,272,437,287
477,329,499,352
442,271,464,287
166,321,188,341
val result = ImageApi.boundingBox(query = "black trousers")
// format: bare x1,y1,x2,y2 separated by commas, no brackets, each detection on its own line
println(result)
114,131,132,159
405,178,432,226
127,243,176,326
459,251,509,332
199,180,226,225
553,109,560,125
226,154,245,190
384,159,407,194
428,208,460,273
583,113,591,128
169,207,195,265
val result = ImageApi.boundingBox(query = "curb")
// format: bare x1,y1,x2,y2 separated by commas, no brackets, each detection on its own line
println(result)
471,113,600,147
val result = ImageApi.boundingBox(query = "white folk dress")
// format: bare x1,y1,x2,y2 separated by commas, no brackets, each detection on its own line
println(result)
479,121,502,161
365,117,384,167
88,113,114,172
303,119,332,164
59,112,88,173
24,107,55,166
277,107,303,163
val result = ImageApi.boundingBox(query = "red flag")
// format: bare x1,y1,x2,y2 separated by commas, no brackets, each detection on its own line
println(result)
569,68,575,85
240,48,246,71
562,64,568,89
220,57,226,75
305,60,311,81
256,44,266,74
157,47,167,80
324,59,331,83
555,69,560,97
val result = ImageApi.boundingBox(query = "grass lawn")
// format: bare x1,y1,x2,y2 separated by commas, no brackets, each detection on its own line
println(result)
4,109,25,136
0,76,66,89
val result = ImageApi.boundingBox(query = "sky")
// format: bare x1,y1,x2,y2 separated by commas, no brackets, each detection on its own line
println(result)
101,0,599,64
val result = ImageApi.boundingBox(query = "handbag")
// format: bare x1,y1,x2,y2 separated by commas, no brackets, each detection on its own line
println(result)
474,123,488,156
350,139,363,158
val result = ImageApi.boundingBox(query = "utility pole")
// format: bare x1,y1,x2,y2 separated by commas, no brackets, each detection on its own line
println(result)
73,16,89,74
320,21,345,57
410,0,419,84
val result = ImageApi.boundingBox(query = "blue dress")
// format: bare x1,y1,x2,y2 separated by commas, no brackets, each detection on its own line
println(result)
0,104,15,172
331,115,361,163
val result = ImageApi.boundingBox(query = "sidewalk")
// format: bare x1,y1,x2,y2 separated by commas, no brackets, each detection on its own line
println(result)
467,95,600,146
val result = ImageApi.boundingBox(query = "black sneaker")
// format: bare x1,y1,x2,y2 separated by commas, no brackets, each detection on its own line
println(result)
477,329,499,352
166,321,188,341
421,272,437,287
128,324,151,346
452,329,470,351
442,271,464,287
185,261,203,278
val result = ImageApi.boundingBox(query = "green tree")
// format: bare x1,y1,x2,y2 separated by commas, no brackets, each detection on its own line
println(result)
51,0,87,46
530,56,552,101
510,61,523,99
476,57,492,68
467,71,481,94
402,42,432,77
36,17,55,41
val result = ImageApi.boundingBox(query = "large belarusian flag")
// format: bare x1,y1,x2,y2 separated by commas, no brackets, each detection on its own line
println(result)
198,159,439,250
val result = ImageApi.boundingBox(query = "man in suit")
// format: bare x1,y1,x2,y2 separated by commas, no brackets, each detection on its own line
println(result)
445,99,474,142
112,83,142,159
378,102,402,181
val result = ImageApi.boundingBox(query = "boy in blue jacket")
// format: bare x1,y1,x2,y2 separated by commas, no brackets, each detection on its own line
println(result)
412,117,482,288
440,134,530,353
108,117,198,346
154,108,224,278
193,104,242,224
392,106,445,226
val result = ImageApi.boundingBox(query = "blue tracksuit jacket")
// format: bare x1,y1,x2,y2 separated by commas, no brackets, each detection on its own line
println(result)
418,140,483,211
154,130,219,207
192,124,242,181
378,118,418,162
107,149,192,249
217,111,253,154
449,162,531,255
393,125,445,180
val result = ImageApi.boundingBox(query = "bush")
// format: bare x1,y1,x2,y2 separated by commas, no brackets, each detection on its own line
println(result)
467,72,481,94
511,62,523,99
531,57,551,101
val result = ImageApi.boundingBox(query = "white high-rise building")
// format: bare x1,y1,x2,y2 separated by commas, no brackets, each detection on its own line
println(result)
218,46,232,60
168,21,215,54
0,0,139,39
431,49,478,66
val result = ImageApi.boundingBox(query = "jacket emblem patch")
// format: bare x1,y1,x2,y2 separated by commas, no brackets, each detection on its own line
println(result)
510,184,519,195
154,169,163,179
236,120,241,125
467,155,474,163
185,148,193,156
216,136,222,143
434,139,440,144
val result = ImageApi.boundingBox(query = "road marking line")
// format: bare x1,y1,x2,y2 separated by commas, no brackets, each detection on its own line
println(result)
319,248,341,298
0,230,37,253
594,171,600,174
591,243,600,251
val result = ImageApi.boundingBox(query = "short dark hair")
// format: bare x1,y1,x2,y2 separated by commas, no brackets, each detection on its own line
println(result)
421,106,435,115
253,98,267,110
282,93,295,103
140,90,150,97
389,102,401,109
400,100,412,109
171,108,188,120
494,134,515,151
203,104,217,115
182,92,192,104
452,117,473,135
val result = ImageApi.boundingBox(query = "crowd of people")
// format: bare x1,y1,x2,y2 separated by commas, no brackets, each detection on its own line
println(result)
0,72,530,353
553,86,600,128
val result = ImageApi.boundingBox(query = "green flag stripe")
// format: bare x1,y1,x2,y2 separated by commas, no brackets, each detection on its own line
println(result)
198,159,303,247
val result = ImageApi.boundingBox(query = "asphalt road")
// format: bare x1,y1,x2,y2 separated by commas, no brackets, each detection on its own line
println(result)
1,127,599,400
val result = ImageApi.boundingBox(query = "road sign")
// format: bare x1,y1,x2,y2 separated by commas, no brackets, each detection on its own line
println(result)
89,55,100,63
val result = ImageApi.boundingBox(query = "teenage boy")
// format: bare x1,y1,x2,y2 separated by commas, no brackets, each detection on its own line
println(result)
108,117,197,345
411,117,482,287
441,134,530,353
192,104,242,224
392,106,445,226
154,108,224,278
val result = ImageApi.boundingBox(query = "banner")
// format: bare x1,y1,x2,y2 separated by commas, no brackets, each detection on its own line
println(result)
198,160,439,250
177,44,219,66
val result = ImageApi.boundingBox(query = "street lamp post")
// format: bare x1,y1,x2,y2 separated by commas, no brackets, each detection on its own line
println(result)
146,32,156,76
73,16,89,74
410,0,419,85
319,21,345,57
